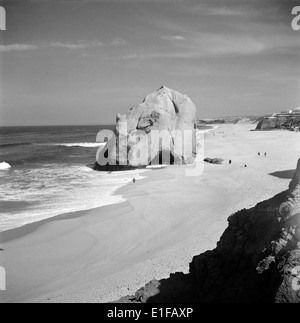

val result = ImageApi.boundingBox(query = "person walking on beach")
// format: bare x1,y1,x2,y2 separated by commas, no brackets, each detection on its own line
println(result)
229,160,232,164
258,152,260,157
264,152,267,157
133,178,136,184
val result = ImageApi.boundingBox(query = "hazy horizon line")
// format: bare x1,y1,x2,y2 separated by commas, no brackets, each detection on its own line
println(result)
0,114,264,128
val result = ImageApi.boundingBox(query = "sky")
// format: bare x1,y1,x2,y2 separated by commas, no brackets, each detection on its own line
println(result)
0,0,299,126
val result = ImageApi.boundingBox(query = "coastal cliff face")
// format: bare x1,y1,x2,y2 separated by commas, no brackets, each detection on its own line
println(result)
116,159,300,303
256,115,300,131
94,86,197,171
190,158,300,303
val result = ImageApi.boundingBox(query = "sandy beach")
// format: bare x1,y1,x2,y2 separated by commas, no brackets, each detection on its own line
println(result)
1,123,299,303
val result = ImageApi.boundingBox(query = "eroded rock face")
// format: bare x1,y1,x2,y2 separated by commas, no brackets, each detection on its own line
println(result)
256,116,300,131
256,117,285,130
190,158,300,303
94,86,197,171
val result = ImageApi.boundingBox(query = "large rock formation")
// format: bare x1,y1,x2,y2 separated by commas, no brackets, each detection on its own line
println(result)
94,86,197,171
256,117,284,130
256,115,300,131
116,158,300,303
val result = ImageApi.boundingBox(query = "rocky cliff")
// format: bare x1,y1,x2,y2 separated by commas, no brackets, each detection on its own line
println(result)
190,158,300,303
94,86,197,171
116,158,300,303
256,115,300,131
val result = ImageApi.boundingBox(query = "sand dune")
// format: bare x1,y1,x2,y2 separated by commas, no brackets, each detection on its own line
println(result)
1,124,299,303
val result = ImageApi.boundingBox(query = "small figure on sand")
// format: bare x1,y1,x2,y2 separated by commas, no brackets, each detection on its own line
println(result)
229,160,232,164
258,152,260,157
133,178,136,184
264,152,267,157
244,164,247,168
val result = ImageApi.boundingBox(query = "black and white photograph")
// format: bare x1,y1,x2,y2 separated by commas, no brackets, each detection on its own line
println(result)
0,0,300,307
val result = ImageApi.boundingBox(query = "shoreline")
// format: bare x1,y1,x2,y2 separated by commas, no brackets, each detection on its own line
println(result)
0,201,130,244
0,166,147,233
0,125,217,235
1,123,299,303
0,160,156,243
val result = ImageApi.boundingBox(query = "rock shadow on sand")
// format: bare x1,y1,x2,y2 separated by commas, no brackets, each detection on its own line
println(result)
269,169,295,180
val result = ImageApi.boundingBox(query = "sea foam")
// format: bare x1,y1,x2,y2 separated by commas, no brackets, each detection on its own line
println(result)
0,164,147,232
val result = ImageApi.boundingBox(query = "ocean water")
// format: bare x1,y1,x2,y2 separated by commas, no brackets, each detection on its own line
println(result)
0,126,146,232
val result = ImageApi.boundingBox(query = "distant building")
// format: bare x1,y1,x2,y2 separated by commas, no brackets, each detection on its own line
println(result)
292,107,300,114
272,107,300,118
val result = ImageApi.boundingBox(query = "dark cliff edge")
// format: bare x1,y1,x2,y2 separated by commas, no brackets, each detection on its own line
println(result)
115,159,300,303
